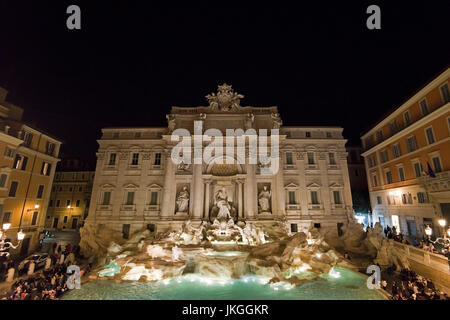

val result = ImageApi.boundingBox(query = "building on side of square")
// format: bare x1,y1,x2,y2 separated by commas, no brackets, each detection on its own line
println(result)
45,158,94,231
361,67,450,239
84,84,354,239
0,87,61,256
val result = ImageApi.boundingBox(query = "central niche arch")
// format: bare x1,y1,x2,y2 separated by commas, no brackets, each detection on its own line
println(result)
206,155,243,176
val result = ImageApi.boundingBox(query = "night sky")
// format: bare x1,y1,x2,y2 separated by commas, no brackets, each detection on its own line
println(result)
0,1,449,168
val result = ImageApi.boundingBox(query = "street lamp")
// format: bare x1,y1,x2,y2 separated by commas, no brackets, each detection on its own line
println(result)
0,224,25,258
424,225,432,242
438,219,447,239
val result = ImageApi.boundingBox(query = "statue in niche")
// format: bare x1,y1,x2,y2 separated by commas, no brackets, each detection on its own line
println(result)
177,161,190,172
209,187,236,222
271,112,282,129
166,114,176,133
258,185,272,213
176,186,190,213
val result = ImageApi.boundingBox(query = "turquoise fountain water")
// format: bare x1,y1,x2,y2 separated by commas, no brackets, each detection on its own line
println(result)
63,266,386,300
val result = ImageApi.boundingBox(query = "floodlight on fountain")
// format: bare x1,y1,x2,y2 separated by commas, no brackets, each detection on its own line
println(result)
316,253,322,259
2,223,11,231
307,239,313,245
329,268,341,279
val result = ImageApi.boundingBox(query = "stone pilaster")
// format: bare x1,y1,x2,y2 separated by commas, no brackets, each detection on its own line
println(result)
160,151,176,218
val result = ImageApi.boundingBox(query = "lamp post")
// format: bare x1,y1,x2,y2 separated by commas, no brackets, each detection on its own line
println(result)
438,219,447,239
424,225,432,242
0,223,25,258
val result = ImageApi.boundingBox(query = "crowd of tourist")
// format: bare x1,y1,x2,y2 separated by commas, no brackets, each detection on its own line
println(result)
382,268,450,300
1,243,90,300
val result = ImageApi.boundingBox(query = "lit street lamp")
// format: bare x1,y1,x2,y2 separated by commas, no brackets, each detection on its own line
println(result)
424,225,433,242
438,219,447,239
0,223,25,258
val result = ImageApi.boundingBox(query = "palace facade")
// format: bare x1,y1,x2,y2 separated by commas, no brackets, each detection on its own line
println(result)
85,85,354,238
361,67,450,238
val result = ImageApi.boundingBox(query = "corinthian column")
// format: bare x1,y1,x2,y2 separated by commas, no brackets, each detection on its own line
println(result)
204,180,211,220
160,151,176,218
245,163,256,218
192,164,204,220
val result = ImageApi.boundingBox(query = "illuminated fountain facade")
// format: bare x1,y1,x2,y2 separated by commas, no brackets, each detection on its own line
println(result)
73,85,386,299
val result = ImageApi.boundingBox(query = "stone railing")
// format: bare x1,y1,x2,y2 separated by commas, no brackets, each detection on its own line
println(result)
390,240,449,275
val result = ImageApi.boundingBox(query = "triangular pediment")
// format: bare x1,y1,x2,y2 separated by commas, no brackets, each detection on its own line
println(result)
306,182,321,188
100,183,116,189
284,182,299,189
147,183,163,190
123,183,139,189
329,182,343,188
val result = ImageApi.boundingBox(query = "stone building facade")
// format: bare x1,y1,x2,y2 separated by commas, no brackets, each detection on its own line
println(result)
361,67,450,238
84,84,354,239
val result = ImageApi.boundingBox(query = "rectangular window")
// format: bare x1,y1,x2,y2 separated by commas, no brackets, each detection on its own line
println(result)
76,199,80,207
288,191,296,204
290,224,298,233
417,192,428,203
380,150,388,163
9,181,18,197
404,111,411,126
286,152,293,165
14,154,28,170
398,167,405,181
333,191,341,204
413,162,423,177
420,99,429,116
326,132,332,138
311,191,319,204
406,136,418,152
41,162,51,176
389,121,398,135
432,156,442,173
4,147,15,158
126,191,135,205
0,174,7,188
49,199,53,207
386,171,392,184
66,200,71,207
102,192,111,205
45,142,55,156
108,153,117,166
122,224,131,239
368,156,377,167
425,127,435,144
63,216,68,223
372,174,378,187
305,132,311,138
307,152,315,165
36,185,44,199
328,153,336,165
392,144,401,158
440,83,450,103
23,131,33,147
150,192,158,205
154,153,162,166
56,200,60,207
376,130,383,142
376,196,382,205
402,194,407,204
31,211,39,225
2,212,11,223
131,153,139,165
